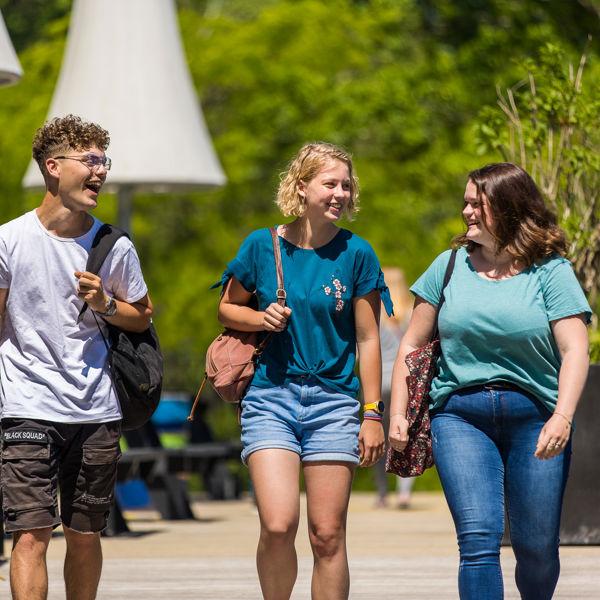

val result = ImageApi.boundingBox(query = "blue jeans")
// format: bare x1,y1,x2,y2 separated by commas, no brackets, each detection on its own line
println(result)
431,386,571,600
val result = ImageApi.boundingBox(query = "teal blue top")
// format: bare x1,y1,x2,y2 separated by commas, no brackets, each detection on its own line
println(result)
411,247,591,413
213,227,393,399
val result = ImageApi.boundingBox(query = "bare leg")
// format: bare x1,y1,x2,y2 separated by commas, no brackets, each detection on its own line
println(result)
63,526,102,600
248,449,301,600
10,527,53,600
304,461,355,600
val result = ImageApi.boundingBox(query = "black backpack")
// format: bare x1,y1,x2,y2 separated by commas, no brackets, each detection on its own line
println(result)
77,224,163,430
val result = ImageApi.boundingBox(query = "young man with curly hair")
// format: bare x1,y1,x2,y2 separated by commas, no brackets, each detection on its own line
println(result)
0,114,153,600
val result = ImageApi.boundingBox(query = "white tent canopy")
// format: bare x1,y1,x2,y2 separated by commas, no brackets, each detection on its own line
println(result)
0,9,22,87
23,0,225,196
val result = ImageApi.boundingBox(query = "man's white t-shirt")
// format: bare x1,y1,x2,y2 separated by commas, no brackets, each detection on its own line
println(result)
0,210,148,423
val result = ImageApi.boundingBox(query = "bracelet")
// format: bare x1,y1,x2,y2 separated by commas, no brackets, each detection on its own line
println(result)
553,411,573,427
363,410,383,420
364,410,381,416
363,415,383,422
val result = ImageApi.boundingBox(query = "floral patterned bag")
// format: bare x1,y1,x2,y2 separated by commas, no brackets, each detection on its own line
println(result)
386,249,457,477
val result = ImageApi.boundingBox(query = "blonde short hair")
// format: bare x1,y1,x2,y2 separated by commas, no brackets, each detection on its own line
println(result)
276,142,359,219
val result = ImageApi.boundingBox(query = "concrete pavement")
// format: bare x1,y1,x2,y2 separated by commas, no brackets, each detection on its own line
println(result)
0,491,598,599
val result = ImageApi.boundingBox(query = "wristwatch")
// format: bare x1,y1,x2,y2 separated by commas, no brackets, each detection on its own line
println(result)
95,296,117,317
363,401,385,415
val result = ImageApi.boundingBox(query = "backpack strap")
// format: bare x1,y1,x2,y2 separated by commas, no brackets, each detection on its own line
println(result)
76,224,130,323
430,249,457,342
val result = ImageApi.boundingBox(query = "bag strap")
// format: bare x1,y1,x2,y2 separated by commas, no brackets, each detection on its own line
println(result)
249,227,285,357
430,249,457,342
77,224,129,323
270,227,286,308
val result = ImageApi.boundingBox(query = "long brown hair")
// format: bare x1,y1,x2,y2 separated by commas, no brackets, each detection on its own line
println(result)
452,163,568,267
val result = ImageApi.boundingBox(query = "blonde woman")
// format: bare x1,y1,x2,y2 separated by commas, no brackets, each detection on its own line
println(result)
215,142,392,599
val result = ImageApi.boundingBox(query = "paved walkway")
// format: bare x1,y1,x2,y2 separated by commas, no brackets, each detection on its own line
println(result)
0,492,598,599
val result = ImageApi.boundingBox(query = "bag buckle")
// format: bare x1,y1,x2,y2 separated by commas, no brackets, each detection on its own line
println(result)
276,289,286,300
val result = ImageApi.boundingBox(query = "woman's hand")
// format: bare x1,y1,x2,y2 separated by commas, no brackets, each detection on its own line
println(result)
358,419,385,467
388,413,409,452
218,277,292,332
262,302,292,331
534,413,572,460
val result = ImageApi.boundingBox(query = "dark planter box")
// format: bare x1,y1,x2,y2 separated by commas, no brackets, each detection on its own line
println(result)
559,362,600,544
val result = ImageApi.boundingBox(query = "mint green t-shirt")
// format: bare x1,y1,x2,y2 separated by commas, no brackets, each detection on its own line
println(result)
411,247,591,413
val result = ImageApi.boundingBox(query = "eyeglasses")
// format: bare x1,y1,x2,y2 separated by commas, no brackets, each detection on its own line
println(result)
53,153,112,171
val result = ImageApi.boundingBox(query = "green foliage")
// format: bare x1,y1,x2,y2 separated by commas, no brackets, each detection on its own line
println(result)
0,13,68,223
474,41,600,315
352,465,441,492
412,466,442,491
0,0,70,52
590,330,600,364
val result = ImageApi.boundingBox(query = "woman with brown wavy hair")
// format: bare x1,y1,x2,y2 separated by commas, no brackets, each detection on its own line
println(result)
389,163,590,599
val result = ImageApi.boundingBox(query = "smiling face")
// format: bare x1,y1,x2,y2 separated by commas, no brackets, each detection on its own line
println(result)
462,179,497,249
298,159,351,223
47,145,108,212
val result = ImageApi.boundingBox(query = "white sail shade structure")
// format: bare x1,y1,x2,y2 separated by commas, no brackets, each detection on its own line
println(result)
22,0,226,228
0,9,22,87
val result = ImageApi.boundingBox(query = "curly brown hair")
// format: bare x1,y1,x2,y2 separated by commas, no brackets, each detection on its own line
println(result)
32,114,110,177
276,142,359,219
452,163,568,267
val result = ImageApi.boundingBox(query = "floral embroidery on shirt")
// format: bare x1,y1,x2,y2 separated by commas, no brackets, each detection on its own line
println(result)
322,274,347,312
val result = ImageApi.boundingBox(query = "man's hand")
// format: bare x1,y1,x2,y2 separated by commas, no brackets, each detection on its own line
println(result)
74,270,108,312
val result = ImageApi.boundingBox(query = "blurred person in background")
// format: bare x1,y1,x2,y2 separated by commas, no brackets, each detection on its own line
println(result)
373,266,415,509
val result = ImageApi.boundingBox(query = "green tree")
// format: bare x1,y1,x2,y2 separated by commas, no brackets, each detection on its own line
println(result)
0,0,70,51
475,42,600,316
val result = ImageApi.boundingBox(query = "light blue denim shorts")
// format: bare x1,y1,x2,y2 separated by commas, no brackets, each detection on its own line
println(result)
240,376,360,466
